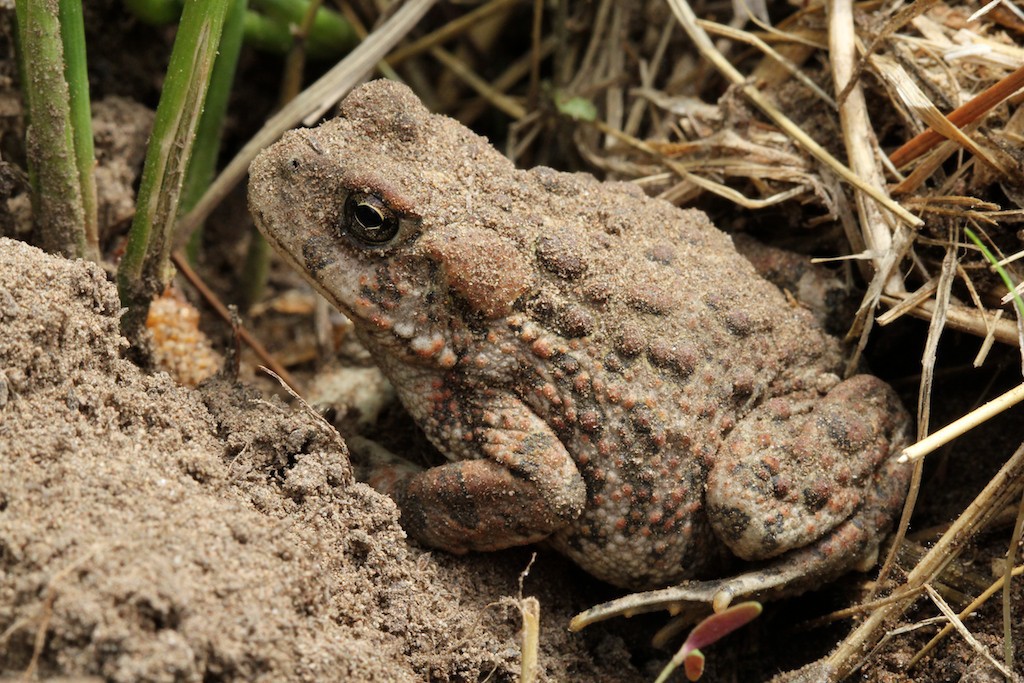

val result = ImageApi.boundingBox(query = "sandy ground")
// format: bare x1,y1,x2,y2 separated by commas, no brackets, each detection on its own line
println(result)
0,237,644,682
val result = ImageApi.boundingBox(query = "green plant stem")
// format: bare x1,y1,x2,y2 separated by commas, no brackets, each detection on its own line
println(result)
117,0,230,339
58,0,98,259
125,0,355,59
251,0,357,58
123,0,184,25
240,0,320,309
180,0,248,221
15,0,89,259
181,0,246,270
965,227,1024,318
242,10,292,54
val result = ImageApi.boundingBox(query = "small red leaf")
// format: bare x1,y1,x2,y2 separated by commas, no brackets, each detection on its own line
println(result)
683,601,762,651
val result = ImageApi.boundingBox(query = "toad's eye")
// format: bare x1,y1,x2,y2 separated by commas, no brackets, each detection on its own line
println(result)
343,193,399,245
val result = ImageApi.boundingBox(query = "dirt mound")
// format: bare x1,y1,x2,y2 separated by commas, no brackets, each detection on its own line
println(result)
0,238,638,682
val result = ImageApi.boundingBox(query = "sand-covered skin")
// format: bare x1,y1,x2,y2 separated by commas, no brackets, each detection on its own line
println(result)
0,237,641,682
248,80,912,599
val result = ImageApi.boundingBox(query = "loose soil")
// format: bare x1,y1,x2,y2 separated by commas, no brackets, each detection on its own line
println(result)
0,238,642,682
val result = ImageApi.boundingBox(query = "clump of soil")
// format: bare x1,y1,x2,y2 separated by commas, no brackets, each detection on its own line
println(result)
0,237,640,682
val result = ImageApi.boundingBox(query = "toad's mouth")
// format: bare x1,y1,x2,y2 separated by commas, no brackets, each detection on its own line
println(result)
251,210,357,323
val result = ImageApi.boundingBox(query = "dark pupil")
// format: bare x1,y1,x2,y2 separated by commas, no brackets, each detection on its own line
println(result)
345,194,399,246
355,203,384,230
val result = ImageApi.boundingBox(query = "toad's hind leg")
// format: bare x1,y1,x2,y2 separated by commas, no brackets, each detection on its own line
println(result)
570,454,910,630
706,374,911,563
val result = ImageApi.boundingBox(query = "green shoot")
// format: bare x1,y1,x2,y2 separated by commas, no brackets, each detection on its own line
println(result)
14,0,97,260
553,90,597,122
117,0,230,338
180,0,248,224
250,0,357,59
125,0,356,60
123,0,184,25
58,0,98,259
964,227,1024,319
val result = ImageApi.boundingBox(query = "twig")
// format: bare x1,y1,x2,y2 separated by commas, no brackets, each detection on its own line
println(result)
430,47,525,119
873,237,955,594
171,251,302,394
879,293,1020,346
873,54,1003,173
889,63,1024,167
924,585,1015,679
457,36,557,125
834,0,939,106
805,585,926,627
526,0,544,111
385,0,520,67
909,565,1024,668
698,19,836,109
1003,491,1024,670
259,366,350,481
899,383,1024,463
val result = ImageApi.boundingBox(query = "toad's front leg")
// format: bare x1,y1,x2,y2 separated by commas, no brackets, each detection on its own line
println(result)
368,390,587,553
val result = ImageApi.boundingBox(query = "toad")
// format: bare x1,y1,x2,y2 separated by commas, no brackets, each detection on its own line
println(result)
248,80,911,616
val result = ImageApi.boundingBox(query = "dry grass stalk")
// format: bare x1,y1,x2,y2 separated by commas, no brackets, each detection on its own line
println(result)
829,0,905,295
1003,491,1024,669
924,584,1016,678
880,292,1020,345
889,62,1024,166
874,54,1005,172
518,597,541,683
900,383,1024,463
910,564,1024,668
827,442,1024,679
664,0,923,228
870,231,957,601
170,251,302,393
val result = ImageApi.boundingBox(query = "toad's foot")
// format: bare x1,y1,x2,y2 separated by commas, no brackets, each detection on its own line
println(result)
347,435,424,489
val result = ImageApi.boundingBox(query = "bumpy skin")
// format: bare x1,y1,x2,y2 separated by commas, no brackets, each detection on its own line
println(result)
248,80,911,593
